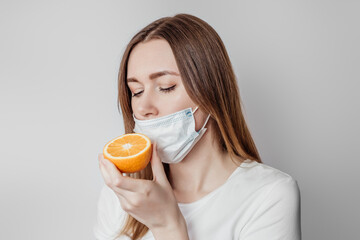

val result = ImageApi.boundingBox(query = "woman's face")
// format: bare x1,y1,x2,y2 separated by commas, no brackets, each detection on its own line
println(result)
127,39,206,130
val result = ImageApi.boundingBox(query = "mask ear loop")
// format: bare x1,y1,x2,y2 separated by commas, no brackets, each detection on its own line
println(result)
192,106,211,130
201,114,211,130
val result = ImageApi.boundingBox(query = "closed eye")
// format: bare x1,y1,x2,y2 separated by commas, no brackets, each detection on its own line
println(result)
159,85,176,93
131,85,176,98
132,90,143,97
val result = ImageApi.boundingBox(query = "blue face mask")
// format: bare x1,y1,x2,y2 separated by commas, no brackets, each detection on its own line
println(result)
133,107,211,164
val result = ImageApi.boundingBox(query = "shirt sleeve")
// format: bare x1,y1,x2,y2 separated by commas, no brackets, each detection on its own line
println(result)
239,177,302,240
93,184,129,240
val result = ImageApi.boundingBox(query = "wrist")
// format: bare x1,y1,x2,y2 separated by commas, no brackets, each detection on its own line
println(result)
151,216,189,240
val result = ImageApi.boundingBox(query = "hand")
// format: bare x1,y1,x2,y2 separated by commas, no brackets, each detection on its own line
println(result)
98,143,188,237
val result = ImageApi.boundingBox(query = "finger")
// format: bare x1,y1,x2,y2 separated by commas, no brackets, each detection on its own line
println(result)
151,142,167,184
106,184,132,212
117,194,131,212
100,155,145,192
99,156,132,197
98,154,112,186
99,154,141,205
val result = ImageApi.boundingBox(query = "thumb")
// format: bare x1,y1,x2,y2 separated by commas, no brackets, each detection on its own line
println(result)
150,142,167,184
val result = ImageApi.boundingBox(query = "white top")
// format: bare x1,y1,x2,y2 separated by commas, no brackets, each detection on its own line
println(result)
94,160,301,240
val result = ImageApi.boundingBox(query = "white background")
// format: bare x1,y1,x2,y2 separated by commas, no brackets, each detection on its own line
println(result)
1,0,359,239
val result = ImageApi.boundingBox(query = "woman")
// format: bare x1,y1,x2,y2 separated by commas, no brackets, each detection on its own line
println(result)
95,13,301,240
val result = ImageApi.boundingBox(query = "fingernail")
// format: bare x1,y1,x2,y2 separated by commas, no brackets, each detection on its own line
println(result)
102,157,108,166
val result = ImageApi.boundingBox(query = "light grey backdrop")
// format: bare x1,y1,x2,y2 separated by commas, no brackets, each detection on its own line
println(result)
1,0,359,239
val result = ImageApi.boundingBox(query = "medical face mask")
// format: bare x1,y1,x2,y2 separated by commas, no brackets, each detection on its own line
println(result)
133,107,210,164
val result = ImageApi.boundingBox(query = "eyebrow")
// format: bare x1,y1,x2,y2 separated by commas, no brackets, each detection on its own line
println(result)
127,70,180,83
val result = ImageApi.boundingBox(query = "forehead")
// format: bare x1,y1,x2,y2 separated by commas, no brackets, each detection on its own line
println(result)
127,39,180,77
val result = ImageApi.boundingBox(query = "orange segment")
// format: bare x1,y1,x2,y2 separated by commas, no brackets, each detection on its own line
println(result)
103,133,152,173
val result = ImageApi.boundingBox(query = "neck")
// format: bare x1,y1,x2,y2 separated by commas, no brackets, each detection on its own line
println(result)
167,122,239,203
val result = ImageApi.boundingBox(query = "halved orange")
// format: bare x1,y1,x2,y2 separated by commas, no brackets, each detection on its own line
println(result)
103,133,152,173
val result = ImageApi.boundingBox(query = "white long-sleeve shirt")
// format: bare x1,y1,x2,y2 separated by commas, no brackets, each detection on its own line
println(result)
94,160,301,239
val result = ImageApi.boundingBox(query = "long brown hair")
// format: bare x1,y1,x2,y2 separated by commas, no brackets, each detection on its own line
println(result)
116,13,262,239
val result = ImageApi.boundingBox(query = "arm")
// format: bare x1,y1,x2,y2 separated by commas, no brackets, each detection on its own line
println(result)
98,143,190,240
94,184,189,240
94,185,127,240
240,177,301,240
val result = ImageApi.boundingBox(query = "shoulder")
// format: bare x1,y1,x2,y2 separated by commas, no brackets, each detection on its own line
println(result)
229,160,300,204
232,161,301,239
234,160,298,186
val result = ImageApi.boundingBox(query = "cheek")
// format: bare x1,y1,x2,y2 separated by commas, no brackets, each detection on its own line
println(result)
176,86,195,107
130,98,135,110
130,99,139,116
156,96,192,117
194,111,208,131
